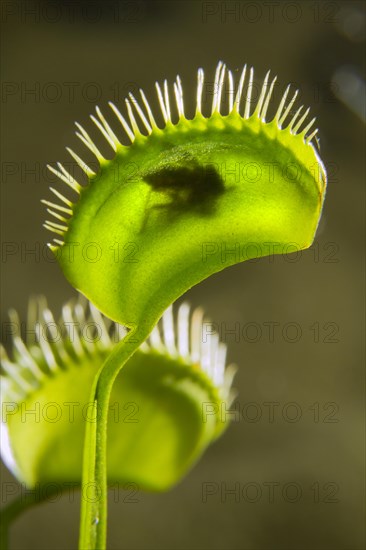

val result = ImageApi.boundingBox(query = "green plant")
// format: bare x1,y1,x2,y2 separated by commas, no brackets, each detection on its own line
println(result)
1,61,326,549
1,296,236,547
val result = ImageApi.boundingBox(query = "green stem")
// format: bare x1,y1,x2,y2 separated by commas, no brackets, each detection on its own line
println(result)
78,324,151,550
0,487,59,550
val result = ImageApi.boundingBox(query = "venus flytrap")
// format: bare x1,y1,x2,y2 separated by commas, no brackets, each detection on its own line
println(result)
43,61,326,549
1,60,327,549
0,297,236,547
44,62,326,329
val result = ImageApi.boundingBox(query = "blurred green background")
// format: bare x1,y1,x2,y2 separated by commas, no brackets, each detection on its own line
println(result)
1,1,365,548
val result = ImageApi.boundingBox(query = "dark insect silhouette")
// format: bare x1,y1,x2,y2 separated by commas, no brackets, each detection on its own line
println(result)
143,160,225,219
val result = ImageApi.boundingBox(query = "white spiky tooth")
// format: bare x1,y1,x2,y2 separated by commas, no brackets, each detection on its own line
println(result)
234,64,246,113
200,331,212,376
46,208,68,223
75,122,106,162
35,321,58,373
95,106,121,149
255,70,270,118
0,375,26,401
163,80,171,123
71,302,95,355
47,164,82,194
11,332,46,381
228,70,234,113
244,66,254,119
190,307,205,364
176,75,185,117
128,93,152,133
173,76,185,119
44,224,64,236
108,101,135,142
46,210,67,223
49,186,73,207
45,220,68,231
1,344,25,389
260,76,277,121
177,303,190,359
1,355,36,393
41,199,72,215
66,147,96,177
196,68,204,115
274,84,290,121
52,239,64,246
90,114,117,152
211,61,223,113
162,304,176,356
88,302,112,349
61,304,84,358
213,342,226,387
139,89,158,129
292,107,310,133
278,89,299,127
289,105,304,132
306,128,318,144
223,364,238,397
149,322,164,352
112,323,127,343
216,63,226,114
208,332,220,379
176,75,183,98
56,162,82,191
155,81,168,123
173,83,181,118
41,306,70,364
75,133,98,161
73,301,86,329
301,117,317,137
211,61,223,114
125,99,141,136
